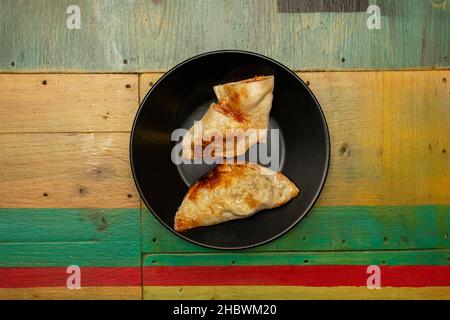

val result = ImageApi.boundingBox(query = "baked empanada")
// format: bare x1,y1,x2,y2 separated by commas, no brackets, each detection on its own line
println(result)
182,75,274,159
174,162,299,232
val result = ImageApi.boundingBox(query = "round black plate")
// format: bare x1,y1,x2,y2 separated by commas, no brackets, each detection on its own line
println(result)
130,50,330,250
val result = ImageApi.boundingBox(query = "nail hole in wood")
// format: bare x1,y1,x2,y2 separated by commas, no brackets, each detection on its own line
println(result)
42,80,47,85
341,57,345,63
303,259,309,264
43,192,48,197
383,236,388,242
10,61,15,67
443,149,447,156
149,81,154,87
127,194,133,198
341,239,346,244
152,238,157,243
443,78,447,83
339,143,350,157
302,236,307,241
152,260,156,264
305,80,310,87
231,260,236,265
125,84,131,89
79,188,84,194
123,59,128,64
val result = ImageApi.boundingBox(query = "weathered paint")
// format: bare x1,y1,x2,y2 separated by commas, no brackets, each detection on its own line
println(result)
0,209,141,267
144,285,450,300
142,205,450,253
0,0,448,72
143,265,450,287
143,250,450,267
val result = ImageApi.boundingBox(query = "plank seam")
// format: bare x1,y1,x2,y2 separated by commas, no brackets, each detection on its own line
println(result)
142,248,450,256
0,68,449,75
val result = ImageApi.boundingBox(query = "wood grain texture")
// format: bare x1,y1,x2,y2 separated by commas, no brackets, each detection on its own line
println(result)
142,205,449,253
277,0,369,12
0,287,141,300
140,70,449,254
0,0,448,72
143,265,450,286
0,266,141,287
0,209,141,267
144,250,450,267
139,74,162,103
141,70,450,207
0,74,138,133
302,70,450,206
144,286,450,300
0,133,138,208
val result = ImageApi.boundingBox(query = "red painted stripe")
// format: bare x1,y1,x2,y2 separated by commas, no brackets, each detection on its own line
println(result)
143,265,450,287
1,265,449,288
0,267,141,288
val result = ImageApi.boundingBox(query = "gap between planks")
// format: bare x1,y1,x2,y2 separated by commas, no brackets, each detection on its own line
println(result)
0,67,449,75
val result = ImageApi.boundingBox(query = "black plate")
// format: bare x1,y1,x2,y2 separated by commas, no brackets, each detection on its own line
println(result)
130,50,330,250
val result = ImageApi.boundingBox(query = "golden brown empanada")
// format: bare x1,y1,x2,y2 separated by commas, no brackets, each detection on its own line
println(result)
182,76,274,159
174,162,299,232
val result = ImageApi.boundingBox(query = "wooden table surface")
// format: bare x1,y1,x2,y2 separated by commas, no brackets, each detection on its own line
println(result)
0,0,449,299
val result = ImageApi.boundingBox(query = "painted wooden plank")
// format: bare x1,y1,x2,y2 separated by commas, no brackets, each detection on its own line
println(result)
0,0,448,72
0,286,141,300
140,70,449,253
143,265,450,287
277,0,370,12
378,71,450,207
139,74,161,103
143,285,450,300
0,133,139,208
0,74,138,133
143,250,450,267
0,266,141,287
305,70,450,206
0,208,141,267
142,205,450,253
140,70,450,207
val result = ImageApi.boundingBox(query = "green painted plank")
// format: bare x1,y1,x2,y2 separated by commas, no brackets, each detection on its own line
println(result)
0,208,141,267
142,205,450,253
0,0,448,72
143,250,450,266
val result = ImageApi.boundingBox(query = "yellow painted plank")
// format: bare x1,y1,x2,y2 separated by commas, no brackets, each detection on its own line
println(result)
0,133,139,208
140,70,450,206
0,71,446,208
379,71,450,206
0,286,141,300
0,74,138,133
302,71,385,206
144,285,215,300
139,73,162,102
144,286,450,300
303,70,450,206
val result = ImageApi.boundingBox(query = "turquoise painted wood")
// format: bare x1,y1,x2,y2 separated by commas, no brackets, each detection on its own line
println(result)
0,0,448,72
0,208,141,267
141,205,450,253
143,249,450,266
